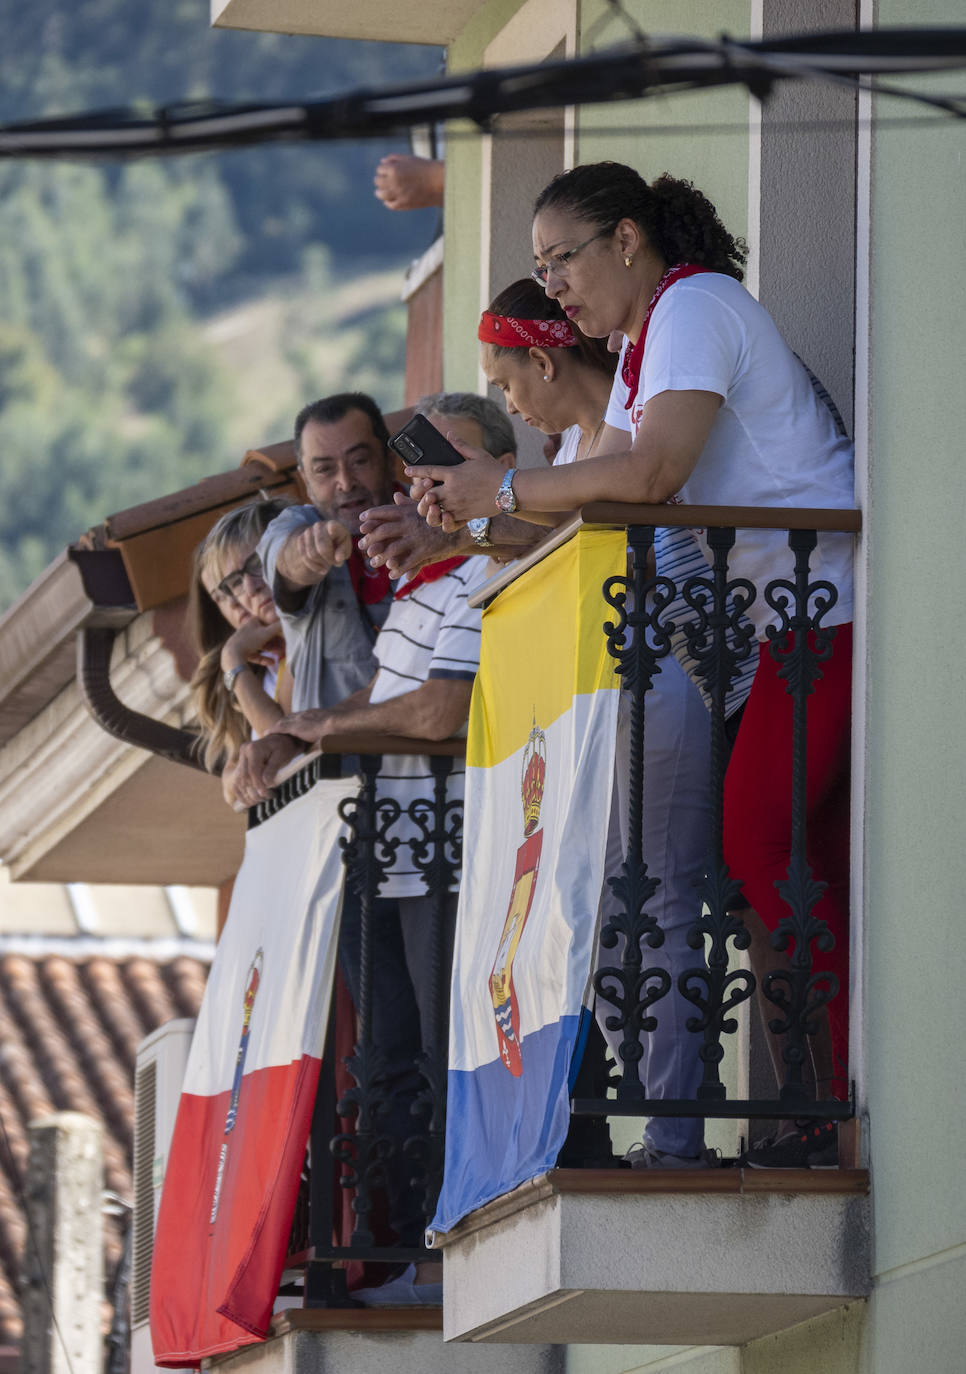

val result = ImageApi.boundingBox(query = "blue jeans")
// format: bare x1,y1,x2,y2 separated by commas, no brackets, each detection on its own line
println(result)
596,653,712,1158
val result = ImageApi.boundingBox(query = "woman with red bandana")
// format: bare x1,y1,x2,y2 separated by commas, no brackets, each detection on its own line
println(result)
474,277,718,1168
412,164,855,1166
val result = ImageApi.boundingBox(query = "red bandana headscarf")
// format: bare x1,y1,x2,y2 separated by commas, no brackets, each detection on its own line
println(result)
621,264,711,408
478,312,577,348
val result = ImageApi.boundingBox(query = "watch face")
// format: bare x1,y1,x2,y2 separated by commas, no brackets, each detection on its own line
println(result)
496,471,517,515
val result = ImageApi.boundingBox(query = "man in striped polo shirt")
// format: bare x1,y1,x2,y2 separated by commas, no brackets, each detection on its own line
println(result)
269,393,516,1304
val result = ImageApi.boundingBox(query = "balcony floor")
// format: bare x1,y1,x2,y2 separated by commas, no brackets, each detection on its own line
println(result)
205,1311,563,1373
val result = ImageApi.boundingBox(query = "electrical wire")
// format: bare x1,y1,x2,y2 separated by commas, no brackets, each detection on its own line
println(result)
432,109,966,143
0,27,963,161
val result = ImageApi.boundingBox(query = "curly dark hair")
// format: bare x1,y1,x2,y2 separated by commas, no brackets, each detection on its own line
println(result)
485,278,616,378
534,162,747,282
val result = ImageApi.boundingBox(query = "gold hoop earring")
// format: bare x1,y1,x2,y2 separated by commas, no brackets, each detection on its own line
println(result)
624,255,633,269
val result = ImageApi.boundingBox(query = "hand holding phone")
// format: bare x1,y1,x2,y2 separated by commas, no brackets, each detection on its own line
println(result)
388,414,465,476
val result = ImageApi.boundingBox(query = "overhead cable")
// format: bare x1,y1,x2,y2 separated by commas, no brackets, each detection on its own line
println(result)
0,27,965,161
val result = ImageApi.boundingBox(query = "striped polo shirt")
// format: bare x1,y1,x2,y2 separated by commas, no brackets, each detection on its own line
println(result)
371,555,490,898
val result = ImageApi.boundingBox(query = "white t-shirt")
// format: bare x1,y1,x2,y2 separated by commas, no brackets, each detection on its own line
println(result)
552,424,582,466
596,375,756,716
371,556,490,898
605,273,854,637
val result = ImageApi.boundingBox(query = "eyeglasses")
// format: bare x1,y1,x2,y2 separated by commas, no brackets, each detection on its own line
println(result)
531,229,610,286
211,551,264,604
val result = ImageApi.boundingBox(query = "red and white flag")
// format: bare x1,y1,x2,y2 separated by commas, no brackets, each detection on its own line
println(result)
150,775,350,1364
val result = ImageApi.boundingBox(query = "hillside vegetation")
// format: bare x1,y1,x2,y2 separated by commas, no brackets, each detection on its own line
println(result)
0,0,442,609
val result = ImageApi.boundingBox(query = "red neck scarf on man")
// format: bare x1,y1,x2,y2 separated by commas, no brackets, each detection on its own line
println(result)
347,540,391,607
344,481,410,609
622,264,712,409
394,556,468,600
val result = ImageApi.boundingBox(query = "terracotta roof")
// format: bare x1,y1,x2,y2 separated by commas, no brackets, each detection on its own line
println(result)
0,952,209,1347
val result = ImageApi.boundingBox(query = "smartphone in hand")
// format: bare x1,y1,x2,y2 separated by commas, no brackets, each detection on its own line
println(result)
388,413,465,474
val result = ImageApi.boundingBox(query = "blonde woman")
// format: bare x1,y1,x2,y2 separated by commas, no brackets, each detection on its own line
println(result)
188,498,293,803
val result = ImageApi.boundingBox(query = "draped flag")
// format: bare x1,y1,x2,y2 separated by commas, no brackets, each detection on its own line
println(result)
151,775,351,1364
431,528,625,1235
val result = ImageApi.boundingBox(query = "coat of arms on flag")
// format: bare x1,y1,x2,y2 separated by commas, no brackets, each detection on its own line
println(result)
150,775,350,1364
432,527,626,1235
489,720,546,1077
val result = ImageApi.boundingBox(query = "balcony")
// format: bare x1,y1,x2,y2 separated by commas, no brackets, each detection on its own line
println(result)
143,501,869,1365
431,503,869,1346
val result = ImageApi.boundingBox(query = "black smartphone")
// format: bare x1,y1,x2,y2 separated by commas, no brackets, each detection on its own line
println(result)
388,413,465,472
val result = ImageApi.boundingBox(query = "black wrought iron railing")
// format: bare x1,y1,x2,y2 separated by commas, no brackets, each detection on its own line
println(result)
247,735,464,1308
568,502,861,1129
244,499,860,1305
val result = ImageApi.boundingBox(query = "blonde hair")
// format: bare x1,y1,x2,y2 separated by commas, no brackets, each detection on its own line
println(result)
187,497,291,772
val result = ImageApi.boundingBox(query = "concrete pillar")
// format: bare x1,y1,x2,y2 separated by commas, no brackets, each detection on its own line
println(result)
21,1112,104,1374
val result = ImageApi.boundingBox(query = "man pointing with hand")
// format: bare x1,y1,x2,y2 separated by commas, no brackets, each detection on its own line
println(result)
232,393,396,801
261,391,395,711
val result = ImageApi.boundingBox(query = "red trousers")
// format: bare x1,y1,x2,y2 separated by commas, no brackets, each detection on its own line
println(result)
723,624,852,1094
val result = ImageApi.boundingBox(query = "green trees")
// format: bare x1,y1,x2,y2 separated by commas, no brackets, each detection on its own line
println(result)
0,0,442,609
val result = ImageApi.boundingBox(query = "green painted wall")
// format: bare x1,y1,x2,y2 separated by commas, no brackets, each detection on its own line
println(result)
442,0,526,389
742,1305,866,1374
442,0,751,391
861,0,966,1369
575,0,751,247
564,1304,866,1374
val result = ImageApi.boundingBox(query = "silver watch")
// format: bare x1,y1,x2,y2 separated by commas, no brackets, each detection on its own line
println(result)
495,468,519,515
223,664,248,695
467,516,494,548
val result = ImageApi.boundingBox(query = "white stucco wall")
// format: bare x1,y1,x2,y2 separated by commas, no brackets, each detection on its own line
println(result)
860,1,966,1370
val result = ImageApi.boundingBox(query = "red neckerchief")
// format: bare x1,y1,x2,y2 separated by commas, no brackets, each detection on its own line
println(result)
622,264,712,409
345,483,409,608
394,556,468,600
347,541,391,607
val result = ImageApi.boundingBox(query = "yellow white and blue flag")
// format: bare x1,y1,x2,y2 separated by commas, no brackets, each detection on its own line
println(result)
432,528,625,1234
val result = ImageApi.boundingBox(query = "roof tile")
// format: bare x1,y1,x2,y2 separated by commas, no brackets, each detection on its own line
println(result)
0,953,208,1347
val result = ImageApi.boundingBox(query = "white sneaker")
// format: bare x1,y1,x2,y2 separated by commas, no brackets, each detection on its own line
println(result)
623,1139,717,1169
353,1263,443,1307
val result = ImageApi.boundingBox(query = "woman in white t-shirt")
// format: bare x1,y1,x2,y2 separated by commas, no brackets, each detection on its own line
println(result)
414,166,854,1141
188,499,293,803
477,278,716,1168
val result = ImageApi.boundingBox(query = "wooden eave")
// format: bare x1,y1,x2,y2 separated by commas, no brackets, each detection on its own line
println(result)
105,441,302,613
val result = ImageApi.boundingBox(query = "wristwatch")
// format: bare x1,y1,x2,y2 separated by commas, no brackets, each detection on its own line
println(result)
223,664,248,695
467,516,494,548
495,468,519,515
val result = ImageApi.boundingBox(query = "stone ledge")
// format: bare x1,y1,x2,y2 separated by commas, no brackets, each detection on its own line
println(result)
206,1323,562,1374
271,1308,442,1335
430,1166,870,1247
440,1171,871,1347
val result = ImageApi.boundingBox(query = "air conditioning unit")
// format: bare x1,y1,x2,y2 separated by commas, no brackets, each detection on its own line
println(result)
130,1018,195,1374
